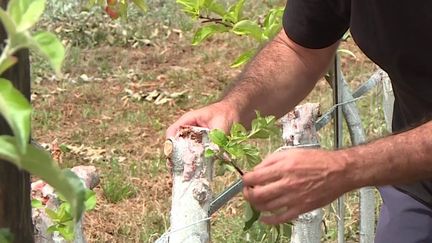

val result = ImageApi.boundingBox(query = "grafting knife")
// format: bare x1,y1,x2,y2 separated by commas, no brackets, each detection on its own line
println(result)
209,179,243,216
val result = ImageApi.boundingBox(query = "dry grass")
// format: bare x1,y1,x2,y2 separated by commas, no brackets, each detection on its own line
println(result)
31,1,387,242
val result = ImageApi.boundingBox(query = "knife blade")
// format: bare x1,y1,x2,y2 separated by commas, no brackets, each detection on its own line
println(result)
209,179,243,216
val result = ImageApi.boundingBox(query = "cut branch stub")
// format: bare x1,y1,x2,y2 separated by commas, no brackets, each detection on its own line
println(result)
166,126,214,243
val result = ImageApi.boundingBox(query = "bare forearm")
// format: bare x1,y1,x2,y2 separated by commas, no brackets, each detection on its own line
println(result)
340,120,432,189
221,30,338,125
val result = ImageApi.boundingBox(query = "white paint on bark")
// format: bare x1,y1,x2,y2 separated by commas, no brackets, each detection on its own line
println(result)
165,126,213,243
33,166,99,243
382,76,394,132
280,103,323,243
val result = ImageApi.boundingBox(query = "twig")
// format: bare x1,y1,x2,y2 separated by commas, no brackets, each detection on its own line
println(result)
215,152,244,176
198,15,233,28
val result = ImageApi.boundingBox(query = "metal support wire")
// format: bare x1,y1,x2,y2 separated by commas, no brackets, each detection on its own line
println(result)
332,55,345,243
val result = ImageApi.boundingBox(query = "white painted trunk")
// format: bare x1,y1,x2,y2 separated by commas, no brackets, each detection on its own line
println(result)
382,76,394,132
290,210,324,243
280,103,323,243
165,126,213,243
33,166,99,243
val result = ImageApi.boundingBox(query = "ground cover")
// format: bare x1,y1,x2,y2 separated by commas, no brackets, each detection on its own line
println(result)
31,1,386,242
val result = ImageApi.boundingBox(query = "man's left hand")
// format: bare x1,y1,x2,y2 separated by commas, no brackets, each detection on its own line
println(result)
242,148,352,225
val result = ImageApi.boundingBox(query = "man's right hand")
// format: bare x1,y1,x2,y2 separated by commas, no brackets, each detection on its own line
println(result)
166,101,240,138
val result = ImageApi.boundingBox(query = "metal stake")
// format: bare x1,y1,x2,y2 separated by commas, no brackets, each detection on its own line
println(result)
332,54,345,243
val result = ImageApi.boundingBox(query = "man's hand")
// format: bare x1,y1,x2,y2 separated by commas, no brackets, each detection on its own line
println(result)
242,149,351,225
166,101,240,138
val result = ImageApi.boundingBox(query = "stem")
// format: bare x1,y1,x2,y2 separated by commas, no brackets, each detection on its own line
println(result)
0,43,13,69
215,152,244,176
199,15,233,28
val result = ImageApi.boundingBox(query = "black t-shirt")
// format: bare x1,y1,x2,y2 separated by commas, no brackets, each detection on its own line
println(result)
283,0,432,207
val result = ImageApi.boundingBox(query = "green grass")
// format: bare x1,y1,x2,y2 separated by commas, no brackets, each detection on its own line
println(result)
102,159,138,204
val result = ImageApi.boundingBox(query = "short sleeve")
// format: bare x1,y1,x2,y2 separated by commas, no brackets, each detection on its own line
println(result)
283,0,351,49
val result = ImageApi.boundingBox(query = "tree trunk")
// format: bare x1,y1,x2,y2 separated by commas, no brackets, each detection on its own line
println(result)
280,103,323,243
163,126,213,243
382,77,394,132
0,0,34,241
33,166,99,243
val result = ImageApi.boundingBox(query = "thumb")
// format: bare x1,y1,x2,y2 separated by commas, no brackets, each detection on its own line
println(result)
166,113,201,138
208,116,233,134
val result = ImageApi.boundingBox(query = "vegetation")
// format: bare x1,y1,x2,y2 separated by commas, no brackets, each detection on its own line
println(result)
27,0,387,241
0,0,87,239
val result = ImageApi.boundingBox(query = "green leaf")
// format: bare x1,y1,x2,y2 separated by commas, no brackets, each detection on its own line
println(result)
231,0,245,21
45,208,59,220
0,56,17,75
249,112,279,139
31,199,43,208
204,148,215,158
225,0,245,23
232,20,263,41
8,0,46,32
132,0,147,12
0,136,20,164
177,0,200,16
21,143,86,221
0,8,16,36
243,202,260,231
0,79,31,154
225,144,245,158
57,203,73,223
7,0,29,27
31,32,65,74
46,225,58,234
203,0,225,16
84,190,97,211
0,228,13,243
215,161,235,176
9,31,33,50
208,129,228,147
192,24,229,45
57,224,74,241
263,7,283,28
263,23,281,40
230,49,255,68
0,136,86,222
17,0,45,32
230,123,247,137
243,145,261,165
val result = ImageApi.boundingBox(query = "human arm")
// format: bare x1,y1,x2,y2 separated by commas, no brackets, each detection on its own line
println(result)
242,120,432,224
166,29,338,137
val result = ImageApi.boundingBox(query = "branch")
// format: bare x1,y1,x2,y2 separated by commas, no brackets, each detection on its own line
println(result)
199,15,233,28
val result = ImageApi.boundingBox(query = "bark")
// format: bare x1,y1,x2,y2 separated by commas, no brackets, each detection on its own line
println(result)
164,126,213,243
32,166,99,243
280,103,323,243
0,0,34,241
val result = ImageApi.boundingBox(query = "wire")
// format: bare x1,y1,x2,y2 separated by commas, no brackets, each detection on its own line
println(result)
154,217,212,243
